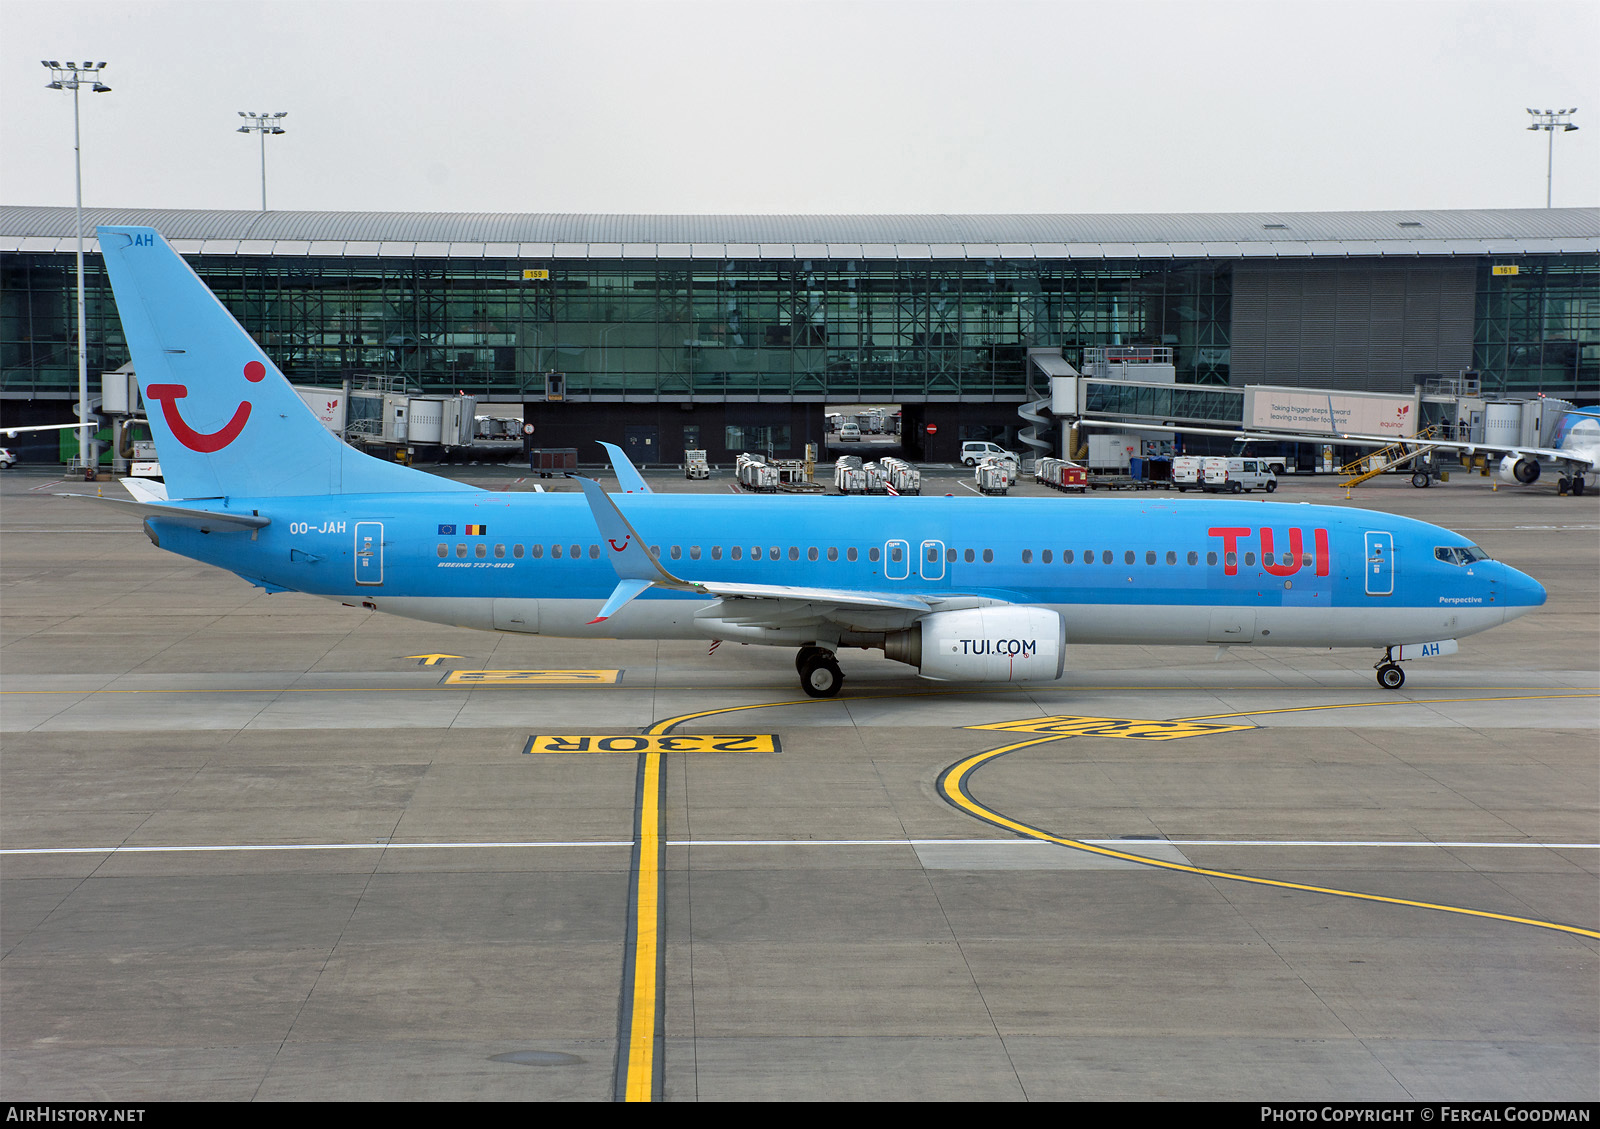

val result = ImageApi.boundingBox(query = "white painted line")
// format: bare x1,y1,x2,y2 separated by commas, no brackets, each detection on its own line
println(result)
4,837,1595,856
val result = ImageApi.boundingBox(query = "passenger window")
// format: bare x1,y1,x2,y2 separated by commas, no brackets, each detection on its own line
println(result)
553,544,563,559
575,545,585,559
670,546,682,560
982,549,994,563
946,548,956,563
1302,553,1312,566
711,546,722,560
1244,552,1255,566
869,548,880,562
750,545,760,559
1063,550,1074,563
531,544,543,559
827,547,838,561
690,546,701,560
964,548,975,563
1187,550,1198,565
1264,551,1275,565
456,544,467,558
848,548,858,562
1166,551,1176,565
1022,549,1033,563
789,547,799,561
732,546,743,560
1145,551,1156,565
476,544,487,559
769,547,780,561
437,544,447,558
1225,551,1237,567
808,547,818,561
890,545,903,562
1102,551,1112,564
1125,551,1135,565
1206,551,1217,566
1041,550,1052,564
513,544,524,559
494,544,505,558
650,545,660,558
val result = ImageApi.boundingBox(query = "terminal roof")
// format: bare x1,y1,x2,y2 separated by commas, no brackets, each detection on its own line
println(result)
2,205,1595,259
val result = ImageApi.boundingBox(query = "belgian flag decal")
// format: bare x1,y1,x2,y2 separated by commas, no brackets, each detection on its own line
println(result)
466,524,488,536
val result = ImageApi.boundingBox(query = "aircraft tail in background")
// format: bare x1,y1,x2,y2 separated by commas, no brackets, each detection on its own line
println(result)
96,226,474,500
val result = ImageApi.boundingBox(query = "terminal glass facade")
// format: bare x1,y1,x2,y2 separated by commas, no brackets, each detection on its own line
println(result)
1,253,1231,399
1475,255,1600,400
4,250,1595,402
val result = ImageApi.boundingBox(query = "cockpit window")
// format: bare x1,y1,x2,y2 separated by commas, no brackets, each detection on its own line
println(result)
1434,545,1491,565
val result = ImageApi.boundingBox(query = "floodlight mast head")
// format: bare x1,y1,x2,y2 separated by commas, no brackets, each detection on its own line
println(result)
1525,107,1579,207
236,110,289,212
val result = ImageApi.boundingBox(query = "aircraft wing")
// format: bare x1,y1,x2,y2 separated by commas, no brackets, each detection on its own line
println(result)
1076,418,1598,469
598,441,653,493
572,474,936,628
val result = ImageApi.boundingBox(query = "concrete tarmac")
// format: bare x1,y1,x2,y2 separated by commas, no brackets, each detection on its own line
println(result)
2,464,1596,1101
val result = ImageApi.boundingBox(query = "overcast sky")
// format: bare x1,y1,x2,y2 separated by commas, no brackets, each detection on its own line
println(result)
3,0,1597,217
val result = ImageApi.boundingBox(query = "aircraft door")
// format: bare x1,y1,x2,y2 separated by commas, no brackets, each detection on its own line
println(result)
885,539,910,580
355,521,384,586
1364,531,1393,596
920,539,945,581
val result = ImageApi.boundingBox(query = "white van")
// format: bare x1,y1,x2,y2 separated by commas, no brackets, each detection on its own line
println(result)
1172,456,1204,490
1202,457,1278,494
961,440,1018,467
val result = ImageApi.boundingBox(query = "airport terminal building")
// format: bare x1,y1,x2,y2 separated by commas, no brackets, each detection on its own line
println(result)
1,205,1595,462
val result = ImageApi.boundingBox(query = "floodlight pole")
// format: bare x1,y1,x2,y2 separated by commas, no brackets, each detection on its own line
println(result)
43,61,111,472
1526,108,1579,208
237,112,288,211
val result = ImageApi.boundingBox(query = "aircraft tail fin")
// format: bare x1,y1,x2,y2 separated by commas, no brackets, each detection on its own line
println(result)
96,226,474,500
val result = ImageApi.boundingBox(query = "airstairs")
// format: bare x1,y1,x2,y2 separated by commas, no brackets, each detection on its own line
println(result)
1339,427,1442,487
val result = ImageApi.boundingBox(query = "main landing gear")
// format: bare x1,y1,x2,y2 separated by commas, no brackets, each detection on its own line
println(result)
795,646,844,698
1557,476,1587,496
1375,647,1405,690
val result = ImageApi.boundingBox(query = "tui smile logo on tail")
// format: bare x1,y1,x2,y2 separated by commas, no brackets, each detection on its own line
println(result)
145,360,266,453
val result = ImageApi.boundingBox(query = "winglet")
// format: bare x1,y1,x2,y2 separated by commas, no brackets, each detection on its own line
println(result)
570,475,702,592
598,441,653,493
588,577,654,624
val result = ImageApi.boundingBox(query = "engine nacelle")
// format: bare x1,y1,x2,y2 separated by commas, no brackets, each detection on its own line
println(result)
1497,453,1541,485
885,607,1065,682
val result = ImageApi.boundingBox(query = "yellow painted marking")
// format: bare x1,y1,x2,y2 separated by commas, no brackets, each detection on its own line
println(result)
940,743,1600,941
966,714,1257,740
1174,692,1599,723
527,734,778,754
408,653,461,666
624,750,662,1102
442,669,620,685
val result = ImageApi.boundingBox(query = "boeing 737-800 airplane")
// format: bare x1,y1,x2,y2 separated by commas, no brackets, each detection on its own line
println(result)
76,226,1547,697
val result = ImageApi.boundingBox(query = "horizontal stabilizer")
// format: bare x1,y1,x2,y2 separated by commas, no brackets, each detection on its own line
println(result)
59,493,269,532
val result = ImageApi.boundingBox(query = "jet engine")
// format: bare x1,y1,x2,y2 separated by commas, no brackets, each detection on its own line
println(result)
884,606,1065,682
1497,454,1541,485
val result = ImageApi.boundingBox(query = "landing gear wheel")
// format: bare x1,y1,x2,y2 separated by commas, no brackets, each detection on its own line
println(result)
1411,471,1430,488
1558,477,1572,495
795,646,826,674
1376,663,1405,690
800,653,844,698
1574,478,1587,496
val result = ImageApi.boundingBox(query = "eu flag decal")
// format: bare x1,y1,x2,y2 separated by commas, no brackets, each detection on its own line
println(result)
466,524,488,536
438,524,456,535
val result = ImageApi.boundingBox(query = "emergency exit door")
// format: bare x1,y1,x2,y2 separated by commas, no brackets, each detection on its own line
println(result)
1364,531,1393,596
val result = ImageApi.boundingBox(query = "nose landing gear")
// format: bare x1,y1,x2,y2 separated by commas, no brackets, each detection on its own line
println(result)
796,646,844,698
1375,647,1405,689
